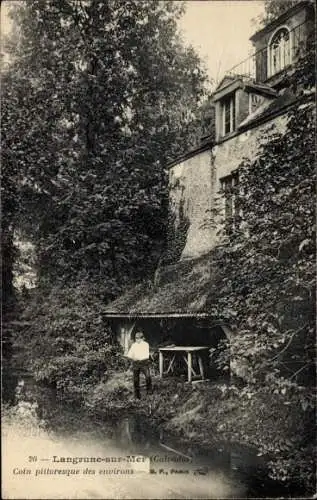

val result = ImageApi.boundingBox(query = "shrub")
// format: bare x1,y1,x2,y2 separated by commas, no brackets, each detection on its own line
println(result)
14,282,125,402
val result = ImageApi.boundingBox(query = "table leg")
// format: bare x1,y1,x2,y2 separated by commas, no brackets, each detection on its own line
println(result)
198,355,205,379
188,352,192,383
183,355,197,376
159,351,163,378
166,355,176,374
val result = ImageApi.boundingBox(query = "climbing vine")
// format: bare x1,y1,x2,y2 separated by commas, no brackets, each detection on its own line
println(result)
163,196,190,265
207,41,315,489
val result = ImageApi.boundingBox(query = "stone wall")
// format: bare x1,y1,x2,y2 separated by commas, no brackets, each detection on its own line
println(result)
213,113,287,179
211,113,288,245
168,149,217,259
168,114,289,259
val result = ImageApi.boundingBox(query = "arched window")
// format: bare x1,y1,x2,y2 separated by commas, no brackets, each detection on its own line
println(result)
269,27,291,77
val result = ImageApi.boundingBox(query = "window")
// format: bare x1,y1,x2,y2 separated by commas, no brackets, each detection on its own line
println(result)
220,172,240,232
269,27,291,77
222,93,236,136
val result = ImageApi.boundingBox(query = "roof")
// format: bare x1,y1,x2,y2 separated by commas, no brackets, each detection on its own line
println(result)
250,1,312,42
212,78,244,101
244,81,277,97
103,252,218,317
215,75,239,92
166,140,212,170
238,88,297,130
213,76,279,104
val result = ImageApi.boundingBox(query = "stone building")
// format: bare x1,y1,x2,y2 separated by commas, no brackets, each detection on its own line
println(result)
103,1,314,371
168,0,314,260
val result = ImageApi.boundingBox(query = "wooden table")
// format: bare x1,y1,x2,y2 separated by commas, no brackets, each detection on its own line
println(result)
158,346,209,383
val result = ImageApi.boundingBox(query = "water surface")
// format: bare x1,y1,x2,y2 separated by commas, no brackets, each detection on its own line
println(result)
2,376,291,499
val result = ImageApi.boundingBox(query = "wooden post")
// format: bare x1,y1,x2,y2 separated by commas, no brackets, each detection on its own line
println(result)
159,350,163,378
122,322,135,355
198,355,205,379
188,352,192,383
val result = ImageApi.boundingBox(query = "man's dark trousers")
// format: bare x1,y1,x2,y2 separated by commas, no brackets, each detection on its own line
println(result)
133,360,152,398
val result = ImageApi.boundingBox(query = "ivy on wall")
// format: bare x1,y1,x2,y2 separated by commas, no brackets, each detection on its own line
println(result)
163,191,190,265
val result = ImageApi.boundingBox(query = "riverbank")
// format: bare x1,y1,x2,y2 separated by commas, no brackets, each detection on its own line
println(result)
3,402,239,500
83,369,315,496
3,363,314,497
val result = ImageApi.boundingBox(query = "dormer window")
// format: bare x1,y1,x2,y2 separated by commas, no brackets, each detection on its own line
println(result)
222,93,236,136
268,27,291,77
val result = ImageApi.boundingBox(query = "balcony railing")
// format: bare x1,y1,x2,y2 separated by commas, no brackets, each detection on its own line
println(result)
226,21,310,83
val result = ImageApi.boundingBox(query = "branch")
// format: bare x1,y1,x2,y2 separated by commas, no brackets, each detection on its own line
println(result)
269,324,308,362
78,0,89,21
289,362,313,380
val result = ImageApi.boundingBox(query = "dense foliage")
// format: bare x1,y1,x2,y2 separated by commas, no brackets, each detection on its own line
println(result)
2,0,210,299
11,285,130,404
2,0,210,392
206,39,316,489
212,95,315,383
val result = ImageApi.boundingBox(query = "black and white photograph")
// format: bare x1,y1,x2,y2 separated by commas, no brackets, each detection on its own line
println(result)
1,0,316,498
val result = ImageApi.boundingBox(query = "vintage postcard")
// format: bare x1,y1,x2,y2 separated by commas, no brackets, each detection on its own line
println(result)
2,0,315,498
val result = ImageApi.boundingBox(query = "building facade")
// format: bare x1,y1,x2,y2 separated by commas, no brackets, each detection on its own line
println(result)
168,1,314,260
104,1,314,357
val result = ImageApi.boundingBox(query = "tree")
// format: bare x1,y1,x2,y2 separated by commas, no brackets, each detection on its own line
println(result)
2,0,210,301
212,95,315,385
1,0,211,400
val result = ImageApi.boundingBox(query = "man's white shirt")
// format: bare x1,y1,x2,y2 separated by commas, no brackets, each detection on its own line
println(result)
127,340,149,361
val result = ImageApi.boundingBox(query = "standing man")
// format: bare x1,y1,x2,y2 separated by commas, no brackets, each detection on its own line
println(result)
127,331,152,399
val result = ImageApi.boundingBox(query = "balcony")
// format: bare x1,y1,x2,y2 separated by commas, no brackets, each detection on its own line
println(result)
226,21,310,83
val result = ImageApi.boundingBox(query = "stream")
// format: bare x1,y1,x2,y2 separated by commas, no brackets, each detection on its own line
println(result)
2,374,293,499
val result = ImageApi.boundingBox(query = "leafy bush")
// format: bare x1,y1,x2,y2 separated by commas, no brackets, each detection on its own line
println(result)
14,283,126,402
85,370,134,411
2,400,46,437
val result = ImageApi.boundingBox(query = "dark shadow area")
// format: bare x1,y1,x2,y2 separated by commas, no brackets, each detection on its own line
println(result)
119,317,230,382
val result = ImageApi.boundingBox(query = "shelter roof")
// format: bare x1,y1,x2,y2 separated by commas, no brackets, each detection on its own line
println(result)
103,252,218,318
